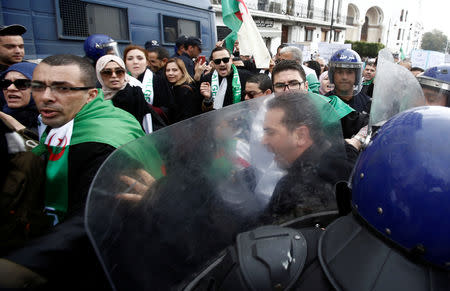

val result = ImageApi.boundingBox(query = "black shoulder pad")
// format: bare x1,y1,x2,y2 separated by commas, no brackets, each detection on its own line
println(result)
236,225,307,290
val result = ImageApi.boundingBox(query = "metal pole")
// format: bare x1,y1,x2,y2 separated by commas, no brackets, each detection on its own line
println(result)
329,0,335,43
386,18,391,47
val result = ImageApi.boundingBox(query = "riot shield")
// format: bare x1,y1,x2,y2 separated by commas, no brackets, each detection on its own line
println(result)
85,92,346,290
369,49,426,132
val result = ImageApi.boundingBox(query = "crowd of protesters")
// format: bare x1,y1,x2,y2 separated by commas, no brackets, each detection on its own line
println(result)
0,22,449,289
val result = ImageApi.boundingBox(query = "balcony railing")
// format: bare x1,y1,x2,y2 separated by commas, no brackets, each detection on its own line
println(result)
210,1,347,25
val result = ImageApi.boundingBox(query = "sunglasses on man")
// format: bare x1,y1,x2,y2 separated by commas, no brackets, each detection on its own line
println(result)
0,79,31,90
212,57,231,65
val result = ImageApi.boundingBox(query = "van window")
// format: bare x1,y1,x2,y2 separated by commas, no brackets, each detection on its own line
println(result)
57,0,130,41
162,15,200,44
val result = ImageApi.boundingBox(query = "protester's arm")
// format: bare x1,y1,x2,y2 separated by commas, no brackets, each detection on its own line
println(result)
306,73,320,94
194,60,207,82
0,111,26,132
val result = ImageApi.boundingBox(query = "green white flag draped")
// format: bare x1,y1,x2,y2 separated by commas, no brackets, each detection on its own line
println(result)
222,0,271,68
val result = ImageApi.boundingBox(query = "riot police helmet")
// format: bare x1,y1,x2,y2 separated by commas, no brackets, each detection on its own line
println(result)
328,48,363,95
417,65,450,106
352,106,450,270
84,34,120,62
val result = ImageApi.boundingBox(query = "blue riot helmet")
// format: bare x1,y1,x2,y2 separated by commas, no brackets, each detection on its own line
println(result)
352,106,450,270
84,34,121,62
417,65,450,106
328,48,363,95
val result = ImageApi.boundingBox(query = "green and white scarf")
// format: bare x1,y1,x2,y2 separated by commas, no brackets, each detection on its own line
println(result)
33,96,145,221
211,64,241,109
141,68,154,104
127,68,154,104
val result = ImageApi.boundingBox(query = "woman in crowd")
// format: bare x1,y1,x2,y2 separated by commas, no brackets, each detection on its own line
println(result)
0,62,39,135
124,45,148,79
165,58,201,123
319,71,334,96
96,55,165,133
123,44,171,124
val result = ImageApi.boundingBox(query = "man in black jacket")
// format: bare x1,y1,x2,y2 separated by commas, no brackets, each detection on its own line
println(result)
199,46,253,111
178,36,202,77
260,93,340,223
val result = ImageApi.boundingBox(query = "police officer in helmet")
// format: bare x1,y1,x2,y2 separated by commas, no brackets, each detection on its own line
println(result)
326,49,371,114
83,34,121,66
417,65,450,107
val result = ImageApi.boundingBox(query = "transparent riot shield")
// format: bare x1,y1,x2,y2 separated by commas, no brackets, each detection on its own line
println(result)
85,92,346,290
369,48,426,133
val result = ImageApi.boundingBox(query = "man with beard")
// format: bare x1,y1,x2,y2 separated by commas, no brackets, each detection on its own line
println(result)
278,46,321,94
199,46,252,111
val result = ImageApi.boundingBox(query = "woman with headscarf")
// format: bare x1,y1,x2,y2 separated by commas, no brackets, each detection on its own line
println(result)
0,62,39,136
96,55,165,133
165,58,202,123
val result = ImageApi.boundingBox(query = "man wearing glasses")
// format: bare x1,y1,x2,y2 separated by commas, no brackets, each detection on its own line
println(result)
199,46,252,111
0,54,144,288
272,60,309,94
278,46,320,94
272,60,368,140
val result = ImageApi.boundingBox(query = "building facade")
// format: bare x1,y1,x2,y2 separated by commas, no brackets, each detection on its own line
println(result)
212,0,424,57
345,0,423,56
211,0,348,55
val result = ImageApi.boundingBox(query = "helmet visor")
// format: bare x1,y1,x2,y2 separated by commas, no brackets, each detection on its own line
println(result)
98,41,121,59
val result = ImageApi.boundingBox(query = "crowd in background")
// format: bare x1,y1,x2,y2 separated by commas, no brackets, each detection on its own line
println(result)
0,22,449,289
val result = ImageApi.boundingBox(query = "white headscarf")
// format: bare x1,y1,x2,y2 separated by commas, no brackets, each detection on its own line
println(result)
96,55,130,100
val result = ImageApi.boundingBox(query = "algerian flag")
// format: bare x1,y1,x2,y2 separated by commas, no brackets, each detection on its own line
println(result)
400,47,406,60
222,0,271,68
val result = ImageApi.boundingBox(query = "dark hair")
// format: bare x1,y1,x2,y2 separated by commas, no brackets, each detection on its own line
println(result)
272,60,306,84
277,43,288,53
123,45,149,62
148,46,170,60
268,91,322,142
246,73,273,92
411,67,424,72
40,54,96,87
210,46,230,60
306,60,321,79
